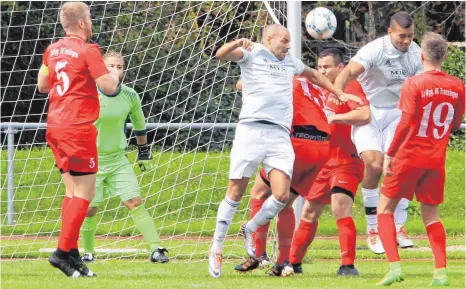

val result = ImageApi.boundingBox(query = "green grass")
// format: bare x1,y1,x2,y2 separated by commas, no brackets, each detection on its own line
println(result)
1,147,464,288
2,259,465,289
1,148,464,239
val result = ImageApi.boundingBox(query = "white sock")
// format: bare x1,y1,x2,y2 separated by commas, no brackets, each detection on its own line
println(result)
212,196,240,251
362,187,380,232
394,198,409,232
292,196,305,230
246,195,285,233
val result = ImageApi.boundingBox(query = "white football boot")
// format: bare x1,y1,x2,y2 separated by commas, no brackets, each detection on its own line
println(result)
208,248,223,278
367,228,385,254
240,222,256,258
397,226,414,248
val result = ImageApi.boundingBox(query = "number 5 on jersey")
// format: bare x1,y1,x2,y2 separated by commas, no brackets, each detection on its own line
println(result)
55,61,69,96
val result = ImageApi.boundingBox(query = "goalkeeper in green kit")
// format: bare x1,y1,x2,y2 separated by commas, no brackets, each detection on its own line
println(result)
80,51,169,263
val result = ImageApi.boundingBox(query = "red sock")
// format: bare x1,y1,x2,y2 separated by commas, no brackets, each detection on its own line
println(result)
377,213,400,263
337,217,356,266
58,196,90,252
61,196,72,218
289,220,318,264
251,199,269,257
276,207,295,264
426,221,447,269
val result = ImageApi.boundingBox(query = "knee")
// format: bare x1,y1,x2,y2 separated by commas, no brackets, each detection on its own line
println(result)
420,203,439,225
227,179,249,202
124,196,143,210
87,206,98,217
364,161,383,181
302,205,321,223
250,184,271,201
332,200,352,219
377,196,398,215
273,191,289,204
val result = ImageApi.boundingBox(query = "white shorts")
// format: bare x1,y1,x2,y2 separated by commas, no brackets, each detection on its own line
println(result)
229,122,294,179
352,105,401,155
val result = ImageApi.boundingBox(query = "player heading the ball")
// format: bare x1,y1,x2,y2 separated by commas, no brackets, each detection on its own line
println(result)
208,23,362,278
334,11,422,254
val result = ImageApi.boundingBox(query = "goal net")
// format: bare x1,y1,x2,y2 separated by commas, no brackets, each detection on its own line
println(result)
1,1,287,261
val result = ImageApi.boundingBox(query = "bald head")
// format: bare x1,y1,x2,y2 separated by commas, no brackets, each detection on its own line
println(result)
60,2,90,31
262,24,288,39
261,24,291,60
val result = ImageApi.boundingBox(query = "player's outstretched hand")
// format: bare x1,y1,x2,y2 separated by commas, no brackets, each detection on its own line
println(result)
383,154,393,176
236,38,254,51
136,144,154,172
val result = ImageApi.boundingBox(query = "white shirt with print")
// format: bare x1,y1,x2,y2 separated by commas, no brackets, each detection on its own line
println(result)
236,43,305,131
351,35,423,108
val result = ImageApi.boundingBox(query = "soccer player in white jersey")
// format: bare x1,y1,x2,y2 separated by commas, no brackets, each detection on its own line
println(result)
334,12,423,254
208,24,362,278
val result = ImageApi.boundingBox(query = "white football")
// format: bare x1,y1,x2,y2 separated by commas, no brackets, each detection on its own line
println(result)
305,7,337,40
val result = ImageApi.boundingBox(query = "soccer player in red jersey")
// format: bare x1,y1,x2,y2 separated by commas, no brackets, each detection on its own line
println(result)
234,73,331,276
376,32,465,287
37,2,119,277
289,49,370,276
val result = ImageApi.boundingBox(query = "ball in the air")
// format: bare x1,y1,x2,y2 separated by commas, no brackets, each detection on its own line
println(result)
305,7,337,40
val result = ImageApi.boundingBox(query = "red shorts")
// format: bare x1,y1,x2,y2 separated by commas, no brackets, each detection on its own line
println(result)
46,124,98,174
307,163,363,204
260,139,330,197
381,159,445,205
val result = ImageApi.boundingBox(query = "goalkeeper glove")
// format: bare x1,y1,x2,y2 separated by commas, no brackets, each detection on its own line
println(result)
136,144,154,172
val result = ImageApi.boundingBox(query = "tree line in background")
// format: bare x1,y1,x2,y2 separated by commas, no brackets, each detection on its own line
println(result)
1,1,464,150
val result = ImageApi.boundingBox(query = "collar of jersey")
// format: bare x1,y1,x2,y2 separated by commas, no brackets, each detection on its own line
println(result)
66,34,86,42
424,69,445,76
99,85,121,97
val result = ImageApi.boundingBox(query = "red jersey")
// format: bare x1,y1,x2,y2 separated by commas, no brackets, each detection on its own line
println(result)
43,35,109,127
291,76,330,140
390,70,465,169
324,80,369,167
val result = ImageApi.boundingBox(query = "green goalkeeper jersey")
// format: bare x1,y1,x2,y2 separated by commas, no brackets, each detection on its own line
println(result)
95,84,146,162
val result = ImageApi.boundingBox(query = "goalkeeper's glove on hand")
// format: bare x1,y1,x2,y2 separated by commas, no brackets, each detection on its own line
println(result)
136,144,154,172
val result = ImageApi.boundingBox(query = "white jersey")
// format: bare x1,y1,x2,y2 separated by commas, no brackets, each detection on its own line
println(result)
236,43,305,131
351,35,422,108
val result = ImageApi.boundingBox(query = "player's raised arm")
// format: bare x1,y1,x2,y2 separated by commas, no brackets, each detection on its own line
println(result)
84,45,119,95
329,103,371,126
301,66,363,104
95,70,119,95
215,38,253,62
334,38,378,91
328,80,371,126
334,61,366,92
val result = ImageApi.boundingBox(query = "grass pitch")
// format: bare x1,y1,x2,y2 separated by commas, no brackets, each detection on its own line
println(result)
1,148,464,288
2,259,465,289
